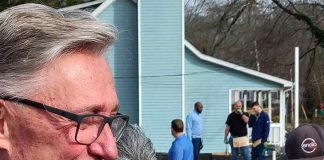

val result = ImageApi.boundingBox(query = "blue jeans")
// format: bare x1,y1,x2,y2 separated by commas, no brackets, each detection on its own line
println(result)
229,137,251,160
251,142,265,160
192,138,202,160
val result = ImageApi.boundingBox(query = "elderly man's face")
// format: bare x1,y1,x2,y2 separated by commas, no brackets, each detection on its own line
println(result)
234,102,242,110
0,51,119,159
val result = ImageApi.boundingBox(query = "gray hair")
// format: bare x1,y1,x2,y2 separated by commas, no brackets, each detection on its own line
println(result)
233,100,242,105
0,3,116,97
117,124,157,160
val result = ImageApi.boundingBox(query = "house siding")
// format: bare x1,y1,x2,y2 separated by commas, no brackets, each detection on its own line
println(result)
94,0,287,154
97,0,139,124
185,48,282,153
139,0,183,152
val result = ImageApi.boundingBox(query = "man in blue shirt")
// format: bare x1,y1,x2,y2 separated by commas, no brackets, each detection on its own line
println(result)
169,119,194,160
248,101,270,160
186,102,203,160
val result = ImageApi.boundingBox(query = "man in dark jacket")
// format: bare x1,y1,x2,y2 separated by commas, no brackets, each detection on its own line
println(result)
248,101,270,160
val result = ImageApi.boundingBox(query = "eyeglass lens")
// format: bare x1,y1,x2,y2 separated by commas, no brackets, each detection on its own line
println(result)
75,116,127,144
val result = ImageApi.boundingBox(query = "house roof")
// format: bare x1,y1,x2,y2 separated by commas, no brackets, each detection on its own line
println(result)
59,0,137,13
91,0,137,16
91,0,114,16
59,0,105,11
185,40,293,87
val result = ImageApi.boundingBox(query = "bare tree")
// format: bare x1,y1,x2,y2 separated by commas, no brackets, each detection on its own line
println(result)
185,0,324,120
272,0,324,118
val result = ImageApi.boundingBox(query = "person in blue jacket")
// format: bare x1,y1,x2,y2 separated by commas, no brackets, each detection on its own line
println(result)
169,119,194,160
248,101,270,160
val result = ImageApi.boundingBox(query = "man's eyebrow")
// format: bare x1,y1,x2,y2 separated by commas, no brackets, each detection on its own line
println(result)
112,104,119,113
70,104,103,114
72,104,119,114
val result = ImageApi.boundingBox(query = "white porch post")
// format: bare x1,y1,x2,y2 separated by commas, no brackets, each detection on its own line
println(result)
243,92,247,112
234,91,240,101
280,89,285,146
295,47,299,128
268,91,272,122
253,91,257,101
258,91,262,107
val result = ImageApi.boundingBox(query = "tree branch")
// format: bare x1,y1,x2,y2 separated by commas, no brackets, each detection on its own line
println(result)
311,2,324,10
264,9,285,41
305,49,316,82
285,42,319,66
211,4,247,55
272,0,324,47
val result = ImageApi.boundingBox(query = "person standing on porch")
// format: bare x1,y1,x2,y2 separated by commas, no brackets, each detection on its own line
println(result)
186,102,204,160
224,100,251,160
248,101,270,160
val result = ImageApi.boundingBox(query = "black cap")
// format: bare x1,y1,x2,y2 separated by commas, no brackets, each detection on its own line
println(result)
285,124,324,160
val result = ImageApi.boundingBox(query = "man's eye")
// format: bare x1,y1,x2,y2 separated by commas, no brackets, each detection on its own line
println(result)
110,113,117,117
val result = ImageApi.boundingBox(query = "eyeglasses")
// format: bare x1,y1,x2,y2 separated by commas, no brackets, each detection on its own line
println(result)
1,96,129,145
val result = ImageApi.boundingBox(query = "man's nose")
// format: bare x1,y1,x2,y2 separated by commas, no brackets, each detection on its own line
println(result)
88,125,118,159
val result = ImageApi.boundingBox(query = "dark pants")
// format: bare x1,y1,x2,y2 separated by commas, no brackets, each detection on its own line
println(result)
252,142,265,160
192,138,202,160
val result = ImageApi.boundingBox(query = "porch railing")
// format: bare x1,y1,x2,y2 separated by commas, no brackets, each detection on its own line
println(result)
247,123,282,145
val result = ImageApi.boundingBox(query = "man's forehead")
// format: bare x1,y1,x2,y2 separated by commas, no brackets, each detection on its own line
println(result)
33,52,118,113
234,102,242,106
50,53,105,74
46,53,109,83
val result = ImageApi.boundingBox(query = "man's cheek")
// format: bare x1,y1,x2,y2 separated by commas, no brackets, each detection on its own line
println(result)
61,142,86,159
59,129,86,159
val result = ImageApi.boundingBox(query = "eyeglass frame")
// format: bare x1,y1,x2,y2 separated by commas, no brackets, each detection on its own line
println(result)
0,96,129,145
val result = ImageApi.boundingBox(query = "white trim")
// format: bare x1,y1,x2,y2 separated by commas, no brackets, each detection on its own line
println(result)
280,89,285,146
229,88,283,91
283,88,291,146
294,47,299,128
258,91,262,107
91,0,137,17
270,123,281,127
181,0,185,122
268,91,272,122
243,92,247,112
234,91,240,101
228,89,233,153
138,0,142,127
228,90,232,113
59,0,105,11
184,40,293,87
91,0,115,17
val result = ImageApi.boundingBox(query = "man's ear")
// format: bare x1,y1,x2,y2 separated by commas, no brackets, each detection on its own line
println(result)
0,100,11,152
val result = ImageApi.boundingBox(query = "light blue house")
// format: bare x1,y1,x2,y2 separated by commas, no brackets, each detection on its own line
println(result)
61,0,293,153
